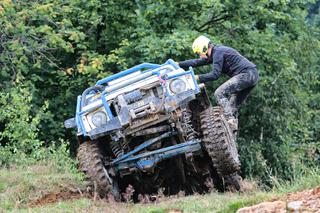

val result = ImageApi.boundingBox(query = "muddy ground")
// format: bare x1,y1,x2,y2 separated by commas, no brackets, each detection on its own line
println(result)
27,185,320,212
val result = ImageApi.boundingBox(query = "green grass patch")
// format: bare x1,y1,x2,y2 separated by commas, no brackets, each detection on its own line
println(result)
18,199,93,213
0,162,84,211
19,192,274,213
217,193,275,213
274,169,320,193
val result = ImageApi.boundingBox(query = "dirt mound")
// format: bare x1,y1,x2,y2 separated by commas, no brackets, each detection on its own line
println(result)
28,190,89,207
285,187,320,211
237,187,320,213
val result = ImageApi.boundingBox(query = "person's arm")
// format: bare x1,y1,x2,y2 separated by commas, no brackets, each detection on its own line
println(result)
198,50,224,83
178,58,210,70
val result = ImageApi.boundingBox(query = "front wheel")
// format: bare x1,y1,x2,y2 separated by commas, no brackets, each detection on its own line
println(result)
200,106,241,190
77,141,120,199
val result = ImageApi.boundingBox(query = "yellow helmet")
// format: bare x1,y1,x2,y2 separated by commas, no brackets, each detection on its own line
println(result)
192,35,211,55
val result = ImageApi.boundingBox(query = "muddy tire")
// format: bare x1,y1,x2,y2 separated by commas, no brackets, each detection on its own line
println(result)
224,173,242,192
77,141,117,198
200,106,241,177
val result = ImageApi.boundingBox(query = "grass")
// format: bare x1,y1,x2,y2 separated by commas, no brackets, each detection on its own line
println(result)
13,192,274,213
0,162,84,211
1,163,319,213
274,169,320,193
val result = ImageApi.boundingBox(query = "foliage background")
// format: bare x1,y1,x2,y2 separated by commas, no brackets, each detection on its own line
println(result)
0,0,319,185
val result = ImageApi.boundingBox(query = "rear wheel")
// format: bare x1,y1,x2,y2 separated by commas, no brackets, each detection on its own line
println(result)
77,141,120,199
200,106,241,190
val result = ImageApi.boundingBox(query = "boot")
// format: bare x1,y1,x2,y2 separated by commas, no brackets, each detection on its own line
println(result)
218,98,238,135
227,117,238,133
224,114,238,140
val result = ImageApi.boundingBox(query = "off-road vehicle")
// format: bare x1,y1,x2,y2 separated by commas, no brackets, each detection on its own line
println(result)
65,59,241,200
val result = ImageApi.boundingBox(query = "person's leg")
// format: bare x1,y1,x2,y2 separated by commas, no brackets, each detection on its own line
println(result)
229,86,255,117
229,94,238,117
214,69,259,118
214,74,249,117
215,81,239,133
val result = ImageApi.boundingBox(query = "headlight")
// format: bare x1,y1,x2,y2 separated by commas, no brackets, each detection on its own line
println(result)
91,111,107,127
169,78,187,94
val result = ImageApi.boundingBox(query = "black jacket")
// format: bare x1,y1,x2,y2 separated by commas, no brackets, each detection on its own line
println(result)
179,45,256,83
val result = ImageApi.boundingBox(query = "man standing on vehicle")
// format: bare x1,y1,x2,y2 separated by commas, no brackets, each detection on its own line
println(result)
178,35,259,132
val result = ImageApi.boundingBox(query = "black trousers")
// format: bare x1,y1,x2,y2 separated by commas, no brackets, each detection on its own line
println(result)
214,68,259,117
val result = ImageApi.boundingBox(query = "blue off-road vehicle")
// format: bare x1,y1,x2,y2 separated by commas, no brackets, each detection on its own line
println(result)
65,59,241,200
